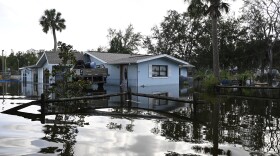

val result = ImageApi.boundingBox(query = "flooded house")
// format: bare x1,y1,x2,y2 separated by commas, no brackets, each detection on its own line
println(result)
20,51,193,86
19,51,194,99
84,51,194,87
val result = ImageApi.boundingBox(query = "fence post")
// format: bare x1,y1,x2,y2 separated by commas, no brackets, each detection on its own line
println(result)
128,87,132,107
41,93,45,114
40,94,46,124
193,92,198,117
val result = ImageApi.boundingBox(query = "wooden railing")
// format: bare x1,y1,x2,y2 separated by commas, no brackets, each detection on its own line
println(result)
73,68,108,77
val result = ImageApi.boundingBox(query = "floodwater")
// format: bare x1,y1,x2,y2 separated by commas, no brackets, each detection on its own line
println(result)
0,82,280,156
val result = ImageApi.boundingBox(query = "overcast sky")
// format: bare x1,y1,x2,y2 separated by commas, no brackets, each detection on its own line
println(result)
0,0,243,55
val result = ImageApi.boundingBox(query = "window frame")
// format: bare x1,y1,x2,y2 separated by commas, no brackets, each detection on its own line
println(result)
152,65,168,77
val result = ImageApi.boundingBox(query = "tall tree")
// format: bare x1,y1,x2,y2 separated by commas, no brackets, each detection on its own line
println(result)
6,49,39,72
39,9,66,52
107,24,142,54
143,10,208,64
49,42,89,98
186,0,230,80
242,0,280,84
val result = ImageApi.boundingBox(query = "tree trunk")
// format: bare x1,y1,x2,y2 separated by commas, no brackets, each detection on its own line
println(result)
268,47,273,86
211,16,220,81
52,28,57,52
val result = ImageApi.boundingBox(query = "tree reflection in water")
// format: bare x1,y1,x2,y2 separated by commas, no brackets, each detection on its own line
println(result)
40,114,86,156
36,92,280,155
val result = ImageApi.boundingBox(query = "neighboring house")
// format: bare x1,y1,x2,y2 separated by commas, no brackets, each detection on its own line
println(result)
20,52,83,85
20,51,194,87
84,51,194,87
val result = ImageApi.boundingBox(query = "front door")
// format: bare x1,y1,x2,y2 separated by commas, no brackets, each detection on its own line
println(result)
120,65,128,87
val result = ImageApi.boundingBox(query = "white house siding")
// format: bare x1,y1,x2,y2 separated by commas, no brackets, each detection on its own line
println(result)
38,68,44,84
137,58,180,86
21,69,33,83
106,64,138,86
37,64,53,84
106,64,120,86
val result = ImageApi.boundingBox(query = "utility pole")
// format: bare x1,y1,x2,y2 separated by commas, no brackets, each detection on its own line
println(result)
17,58,19,71
2,50,4,78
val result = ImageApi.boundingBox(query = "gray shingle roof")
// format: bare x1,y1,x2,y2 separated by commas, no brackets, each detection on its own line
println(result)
36,52,84,67
86,51,148,63
107,55,154,64
86,51,194,66
45,52,84,64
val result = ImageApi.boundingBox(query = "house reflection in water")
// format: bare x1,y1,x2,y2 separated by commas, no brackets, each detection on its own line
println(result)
105,84,191,111
21,81,191,112
21,82,45,99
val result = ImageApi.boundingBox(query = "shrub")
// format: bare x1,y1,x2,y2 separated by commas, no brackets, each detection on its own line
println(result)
201,73,219,91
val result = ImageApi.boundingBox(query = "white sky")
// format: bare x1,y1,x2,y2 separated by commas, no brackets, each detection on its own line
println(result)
0,0,243,56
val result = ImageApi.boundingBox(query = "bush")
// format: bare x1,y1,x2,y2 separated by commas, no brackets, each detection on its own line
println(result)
220,70,232,80
201,73,219,91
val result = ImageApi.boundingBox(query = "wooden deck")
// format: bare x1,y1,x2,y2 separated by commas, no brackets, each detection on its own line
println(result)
74,68,108,77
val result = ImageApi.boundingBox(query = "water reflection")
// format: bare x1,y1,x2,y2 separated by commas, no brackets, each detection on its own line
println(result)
2,82,280,155
0,81,21,96
41,115,87,155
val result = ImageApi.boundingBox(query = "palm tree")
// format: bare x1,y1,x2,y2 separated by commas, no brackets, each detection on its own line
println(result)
185,0,229,80
39,9,66,52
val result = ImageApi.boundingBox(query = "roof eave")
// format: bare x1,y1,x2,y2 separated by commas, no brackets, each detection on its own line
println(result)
136,54,194,66
84,51,107,64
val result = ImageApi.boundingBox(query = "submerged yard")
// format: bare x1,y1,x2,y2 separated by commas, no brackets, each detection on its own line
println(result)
0,82,279,156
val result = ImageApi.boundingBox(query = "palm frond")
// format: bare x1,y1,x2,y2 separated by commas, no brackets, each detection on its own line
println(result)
187,0,208,18
220,2,230,13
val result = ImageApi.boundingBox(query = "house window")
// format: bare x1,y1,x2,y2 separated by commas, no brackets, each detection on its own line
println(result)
152,65,168,77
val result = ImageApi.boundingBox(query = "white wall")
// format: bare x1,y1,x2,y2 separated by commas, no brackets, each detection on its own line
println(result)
106,64,120,86
37,64,53,84
88,55,182,87
105,64,138,86
137,58,180,86
20,68,33,82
